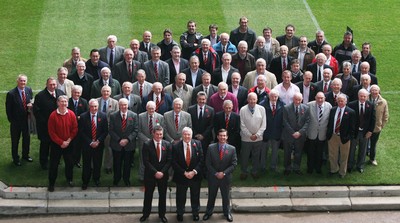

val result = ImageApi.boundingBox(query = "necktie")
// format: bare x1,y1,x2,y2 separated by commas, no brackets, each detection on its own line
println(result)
282,58,286,71
334,94,337,106
51,92,55,98
352,64,357,73
203,53,208,64
295,106,299,123
102,100,107,112
104,81,108,86
204,86,208,96
146,43,149,52
148,115,153,134
360,103,365,128
175,114,179,130
74,100,78,114
21,90,27,110
323,82,328,93
272,104,276,116
128,63,132,78
318,105,323,122
91,114,96,141
225,114,229,129
318,67,322,82
156,142,161,162
223,45,226,53
156,96,160,108
121,113,127,131
199,106,203,119
186,142,191,166
139,85,143,98
335,108,341,134
154,63,158,81
109,49,114,68
219,144,224,160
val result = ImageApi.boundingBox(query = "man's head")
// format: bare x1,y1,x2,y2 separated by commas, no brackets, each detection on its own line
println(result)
182,127,193,143
90,49,100,65
107,35,117,49
342,61,351,75
280,45,288,57
331,78,342,93
189,55,200,71
256,74,267,89
100,67,111,80
222,53,232,66
262,27,273,40
362,42,371,55
57,95,69,109
208,24,218,37
290,59,300,73
201,72,211,86
315,30,325,43
123,48,134,63
152,82,163,95
358,88,369,103
101,85,112,99
151,46,161,61
315,92,325,106
173,98,183,113
88,99,99,114
171,45,181,60
269,89,279,103
293,92,303,106
285,24,295,39
76,61,86,75
336,93,347,108
220,33,229,45
351,50,361,64
256,36,266,49
163,29,173,42
238,41,248,55
256,58,267,73
218,82,228,97
282,70,292,84
343,31,353,45
71,47,81,61
316,53,327,66
136,69,146,83
129,39,140,52
361,74,371,88
17,74,28,89
323,68,333,82
175,73,186,88
118,98,129,113
71,85,83,100
247,92,257,107
122,82,133,95
303,71,312,86
322,44,332,58
196,91,207,107
239,16,248,30
152,125,164,141
46,77,57,92
231,72,241,87
299,36,308,49
223,100,233,114
360,61,370,74
201,38,211,53
142,31,152,43
217,129,228,144
187,20,196,34
370,84,380,98
146,101,156,115
57,67,68,83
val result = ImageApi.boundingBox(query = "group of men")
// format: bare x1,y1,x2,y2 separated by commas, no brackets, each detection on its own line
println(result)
6,16,389,223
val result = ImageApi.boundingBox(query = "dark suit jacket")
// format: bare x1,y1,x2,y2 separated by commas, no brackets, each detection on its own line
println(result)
191,84,218,105
114,93,142,115
228,85,248,109
193,49,220,74
108,110,138,151
212,66,239,86
182,68,205,88
85,59,110,80
139,42,156,59
306,63,333,83
142,139,172,180
259,98,285,141
141,92,173,115
143,60,170,87
165,58,189,84
325,92,348,107
6,87,33,125
33,89,65,141
230,53,256,81
172,139,203,184
79,111,108,147
327,106,356,144
206,143,237,179
315,80,332,93
112,60,142,84
348,100,375,136
213,111,240,150
67,72,94,101
269,56,293,83
295,82,318,103
67,97,88,121
188,105,214,148
350,85,369,102
99,46,125,67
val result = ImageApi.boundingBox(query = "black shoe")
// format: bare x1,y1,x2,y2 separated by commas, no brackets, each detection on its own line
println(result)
75,163,81,168
22,156,33,162
48,185,55,192
284,170,291,176
225,213,233,222
67,181,74,187
13,160,21,166
177,214,183,222
160,216,168,223
193,214,199,221
94,180,100,187
82,184,88,190
203,213,212,221
139,216,148,222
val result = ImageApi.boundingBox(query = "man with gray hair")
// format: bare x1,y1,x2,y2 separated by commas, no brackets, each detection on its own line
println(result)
56,67,75,98
307,53,332,83
112,48,142,84
231,40,256,81
99,35,125,68
353,61,378,85
67,61,94,100
249,36,273,68
63,47,87,74
212,33,238,61
164,72,193,111
143,46,170,87
90,67,121,98
132,69,153,98
192,38,220,74
165,45,189,84
269,45,292,83
209,82,239,114
163,98,192,144
243,58,277,91
307,30,329,54
129,39,149,64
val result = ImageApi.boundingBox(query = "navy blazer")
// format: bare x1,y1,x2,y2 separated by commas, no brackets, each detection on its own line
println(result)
260,98,285,141
228,85,248,109
182,67,205,88
213,111,241,149
172,139,203,184
188,104,214,147
212,66,239,86
68,97,88,120
327,106,356,144
141,91,173,115
269,56,293,83
142,139,172,179
6,87,33,125
79,111,108,146
348,100,375,135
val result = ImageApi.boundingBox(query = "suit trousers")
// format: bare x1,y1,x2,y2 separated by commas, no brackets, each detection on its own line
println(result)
112,149,132,184
307,138,325,173
40,139,51,167
102,135,112,169
82,145,104,185
176,181,201,216
206,174,231,216
260,139,280,172
283,137,306,171
10,122,30,161
48,143,74,186
369,132,381,161
240,141,263,174
348,131,368,170
71,137,82,165
328,134,350,176
143,178,168,218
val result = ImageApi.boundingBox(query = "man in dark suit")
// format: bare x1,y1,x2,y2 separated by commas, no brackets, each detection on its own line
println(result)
6,74,34,166
67,61,94,101
348,89,375,173
140,125,171,223
228,72,248,109
79,99,108,190
67,85,88,168
315,68,333,94
269,45,292,83
327,94,356,178
85,49,110,81
33,77,66,170
191,72,218,105
141,82,173,115
114,82,142,115
192,38,220,74
172,127,203,222
182,55,206,88
296,71,318,104
203,129,237,222
90,67,121,99
112,49,142,84
325,78,345,107
143,46,170,87
139,31,156,60
165,46,189,84
307,30,329,54
212,53,239,86
276,24,300,50
306,53,333,83
109,98,138,186
249,36,273,69
98,35,125,68
129,39,149,65
188,92,215,152
352,61,378,85
213,100,241,154
259,89,285,173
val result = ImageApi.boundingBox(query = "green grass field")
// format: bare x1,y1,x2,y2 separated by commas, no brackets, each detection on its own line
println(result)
0,0,399,187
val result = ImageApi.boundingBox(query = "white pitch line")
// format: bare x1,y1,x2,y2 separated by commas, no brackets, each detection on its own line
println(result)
303,0,322,31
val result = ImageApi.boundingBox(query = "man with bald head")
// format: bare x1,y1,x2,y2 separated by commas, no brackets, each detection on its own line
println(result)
212,33,238,62
141,82,173,115
269,45,293,83
208,82,239,114
139,31,156,59
129,39,149,64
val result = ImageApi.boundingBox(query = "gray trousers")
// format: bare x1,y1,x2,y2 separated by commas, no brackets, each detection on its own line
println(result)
241,141,264,174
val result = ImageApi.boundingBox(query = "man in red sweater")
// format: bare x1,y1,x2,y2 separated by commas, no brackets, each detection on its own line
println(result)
47,95,78,192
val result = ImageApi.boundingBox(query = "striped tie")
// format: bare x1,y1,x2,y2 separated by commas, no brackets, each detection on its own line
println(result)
318,105,323,122
186,142,191,166
148,115,153,134
175,114,179,130
121,114,127,131
335,108,341,134
225,114,229,129
91,114,96,141
219,144,224,160
21,90,27,110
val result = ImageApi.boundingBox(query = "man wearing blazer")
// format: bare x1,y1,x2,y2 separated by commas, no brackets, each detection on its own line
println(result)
6,74,34,166
212,53,239,86
129,39,149,65
90,67,121,99
327,94,356,178
306,53,333,83
137,101,165,181
63,47,87,75
306,92,332,174
348,89,375,173
109,98,138,186
163,73,193,111
165,46,189,84
98,35,125,68
269,45,293,83
163,98,192,144
203,129,237,222
228,72,248,109
296,71,318,104
67,61,94,101
172,127,203,222
139,31,156,60
191,72,218,105
192,38,220,74
112,49,142,84
114,82,142,115
282,92,310,176
79,99,108,190
141,82,173,115
140,125,172,223
143,46,170,87
132,69,153,99
182,55,206,88
56,67,75,98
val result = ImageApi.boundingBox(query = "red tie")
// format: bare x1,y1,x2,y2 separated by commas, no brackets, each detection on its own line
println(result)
121,113,127,131
175,114,179,130
154,63,159,81
203,53,208,64
335,108,341,134
21,90,27,110
128,63,132,78
323,82,328,93
225,114,229,129
186,142,191,166
139,85,143,98
155,96,160,112
282,59,287,71
156,142,161,162
51,92,55,98
91,114,96,141
148,115,153,134
272,104,276,116
219,144,224,160
334,94,337,106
